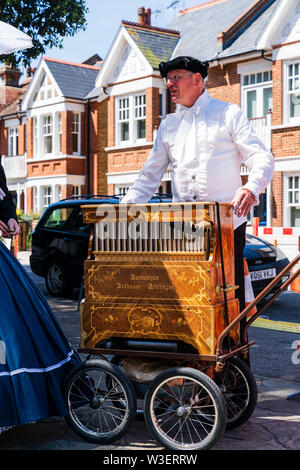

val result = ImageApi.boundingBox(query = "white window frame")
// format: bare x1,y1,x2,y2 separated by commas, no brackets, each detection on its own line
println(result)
284,59,300,124
115,185,131,198
72,112,80,155
8,127,18,156
134,94,146,141
116,93,146,146
241,70,273,118
57,112,62,155
33,117,38,158
42,186,53,208
32,186,38,213
42,114,53,156
72,185,81,197
286,173,300,227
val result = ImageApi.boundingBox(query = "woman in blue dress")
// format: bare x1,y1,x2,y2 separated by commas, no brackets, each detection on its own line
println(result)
0,164,81,433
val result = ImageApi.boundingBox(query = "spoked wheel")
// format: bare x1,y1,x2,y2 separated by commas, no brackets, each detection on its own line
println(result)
216,357,258,430
64,359,137,443
144,367,227,451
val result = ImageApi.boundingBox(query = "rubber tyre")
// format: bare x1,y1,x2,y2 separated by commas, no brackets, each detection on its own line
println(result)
144,367,227,451
64,359,137,444
45,261,72,297
216,357,258,430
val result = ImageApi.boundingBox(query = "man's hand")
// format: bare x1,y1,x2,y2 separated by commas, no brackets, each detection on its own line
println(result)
0,218,19,238
232,188,256,217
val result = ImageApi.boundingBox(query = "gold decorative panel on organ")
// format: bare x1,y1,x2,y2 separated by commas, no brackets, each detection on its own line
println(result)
80,202,240,355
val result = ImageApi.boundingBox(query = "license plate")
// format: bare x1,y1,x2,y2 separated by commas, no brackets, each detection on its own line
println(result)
250,268,276,281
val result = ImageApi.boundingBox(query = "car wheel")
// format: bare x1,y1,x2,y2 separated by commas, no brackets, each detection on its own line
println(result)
45,262,72,297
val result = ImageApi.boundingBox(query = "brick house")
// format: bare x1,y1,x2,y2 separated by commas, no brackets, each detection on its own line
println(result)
95,0,300,236
86,7,180,197
0,55,102,215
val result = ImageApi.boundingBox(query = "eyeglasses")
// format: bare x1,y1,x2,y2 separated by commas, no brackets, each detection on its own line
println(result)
163,72,193,84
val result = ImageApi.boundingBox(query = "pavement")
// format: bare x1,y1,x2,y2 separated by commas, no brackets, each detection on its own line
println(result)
0,250,299,454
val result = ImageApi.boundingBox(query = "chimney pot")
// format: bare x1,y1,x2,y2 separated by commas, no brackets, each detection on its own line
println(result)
138,6,145,25
145,8,151,25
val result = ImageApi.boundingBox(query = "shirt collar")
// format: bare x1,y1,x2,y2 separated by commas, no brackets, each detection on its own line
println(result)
177,88,211,115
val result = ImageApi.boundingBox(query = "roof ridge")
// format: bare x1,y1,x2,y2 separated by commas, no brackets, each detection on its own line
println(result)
121,20,180,36
217,0,277,51
43,57,101,70
179,0,227,15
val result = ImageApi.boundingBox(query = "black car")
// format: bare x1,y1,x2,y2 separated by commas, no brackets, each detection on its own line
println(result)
30,196,291,297
244,233,290,296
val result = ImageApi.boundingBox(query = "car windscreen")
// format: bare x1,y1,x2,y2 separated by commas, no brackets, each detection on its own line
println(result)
40,207,75,230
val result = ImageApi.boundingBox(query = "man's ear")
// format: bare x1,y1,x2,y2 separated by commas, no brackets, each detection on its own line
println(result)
194,73,203,86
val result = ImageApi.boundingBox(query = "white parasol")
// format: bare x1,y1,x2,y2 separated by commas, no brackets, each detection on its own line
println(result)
0,21,33,55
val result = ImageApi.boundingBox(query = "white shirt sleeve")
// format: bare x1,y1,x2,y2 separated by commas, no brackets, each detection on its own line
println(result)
121,122,170,204
229,104,274,203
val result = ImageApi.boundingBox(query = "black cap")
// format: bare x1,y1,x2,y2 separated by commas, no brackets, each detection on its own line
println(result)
159,56,209,80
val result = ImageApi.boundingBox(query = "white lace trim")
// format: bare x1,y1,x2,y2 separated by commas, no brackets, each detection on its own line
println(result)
0,349,75,377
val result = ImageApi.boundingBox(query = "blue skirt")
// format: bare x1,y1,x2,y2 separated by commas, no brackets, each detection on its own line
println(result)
0,242,81,428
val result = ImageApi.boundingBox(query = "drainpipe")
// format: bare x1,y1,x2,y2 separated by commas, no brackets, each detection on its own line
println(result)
86,98,91,195
261,50,273,62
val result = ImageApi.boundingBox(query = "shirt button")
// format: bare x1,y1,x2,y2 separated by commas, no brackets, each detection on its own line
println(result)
193,195,197,200
192,175,196,180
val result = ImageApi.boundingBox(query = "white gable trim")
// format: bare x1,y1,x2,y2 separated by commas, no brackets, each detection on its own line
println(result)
95,25,153,89
256,0,297,49
21,59,62,111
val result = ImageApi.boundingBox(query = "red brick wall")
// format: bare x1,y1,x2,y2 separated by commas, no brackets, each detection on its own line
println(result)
18,123,26,155
271,172,283,227
26,117,33,159
107,96,115,148
0,121,8,155
146,87,160,142
271,60,283,126
207,63,241,105
27,157,85,178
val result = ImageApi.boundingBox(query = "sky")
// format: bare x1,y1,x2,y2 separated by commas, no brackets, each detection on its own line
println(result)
37,0,207,65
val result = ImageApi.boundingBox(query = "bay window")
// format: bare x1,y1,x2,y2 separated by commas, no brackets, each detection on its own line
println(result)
242,70,272,118
117,93,146,145
287,61,300,120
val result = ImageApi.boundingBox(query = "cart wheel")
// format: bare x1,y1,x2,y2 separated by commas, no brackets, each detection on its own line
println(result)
216,357,257,430
64,359,137,444
144,367,227,451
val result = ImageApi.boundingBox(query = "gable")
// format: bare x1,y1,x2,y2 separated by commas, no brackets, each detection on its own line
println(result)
257,0,300,49
21,60,62,111
95,26,152,88
110,41,148,84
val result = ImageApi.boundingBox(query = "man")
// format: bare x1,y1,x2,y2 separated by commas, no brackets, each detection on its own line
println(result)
122,56,274,311
0,163,19,238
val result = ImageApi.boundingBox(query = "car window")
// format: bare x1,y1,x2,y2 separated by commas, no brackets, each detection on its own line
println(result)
68,209,90,234
41,207,74,230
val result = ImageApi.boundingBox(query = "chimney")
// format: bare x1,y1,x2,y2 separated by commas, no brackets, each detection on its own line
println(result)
0,65,21,87
138,7,151,25
145,8,151,25
138,7,146,25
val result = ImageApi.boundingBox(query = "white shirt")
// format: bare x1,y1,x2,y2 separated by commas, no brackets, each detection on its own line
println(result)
122,89,274,229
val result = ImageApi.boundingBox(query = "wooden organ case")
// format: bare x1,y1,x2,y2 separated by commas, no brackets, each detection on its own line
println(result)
80,202,240,357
